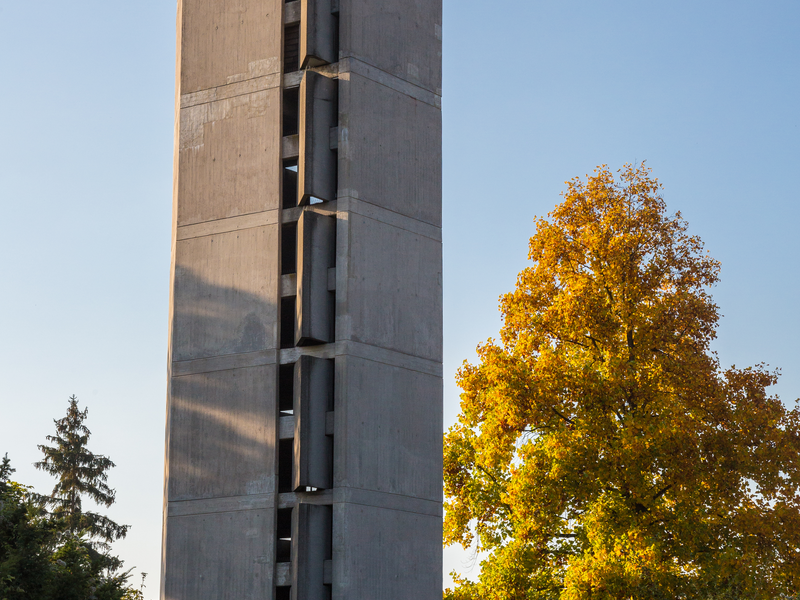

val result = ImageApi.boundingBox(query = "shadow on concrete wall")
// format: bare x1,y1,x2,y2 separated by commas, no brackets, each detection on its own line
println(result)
166,265,278,503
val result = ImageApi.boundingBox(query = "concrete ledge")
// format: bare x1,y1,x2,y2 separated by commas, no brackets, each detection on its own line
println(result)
278,490,334,509
276,560,329,587
334,487,443,517
283,63,341,91
167,493,275,517
338,341,443,377
283,134,299,159
283,71,304,89
279,415,294,440
339,57,441,108
177,210,279,240
180,72,281,109
278,341,442,377
281,200,338,224
284,0,300,25
281,273,297,298
275,562,291,586
280,344,337,364
173,349,278,377
337,196,442,241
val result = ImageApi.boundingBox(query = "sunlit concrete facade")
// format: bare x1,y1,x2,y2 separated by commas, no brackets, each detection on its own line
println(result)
161,0,442,598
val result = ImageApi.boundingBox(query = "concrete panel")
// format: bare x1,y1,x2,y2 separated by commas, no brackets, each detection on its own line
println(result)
178,89,281,226
338,73,441,226
179,0,282,94
163,509,274,600
167,365,276,501
301,0,337,67
338,0,442,93
334,356,442,502
172,225,279,362
293,356,334,490
338,214,442,362
292,504,332,600
299,72,338,205
332,503,442,600
296,210,336,345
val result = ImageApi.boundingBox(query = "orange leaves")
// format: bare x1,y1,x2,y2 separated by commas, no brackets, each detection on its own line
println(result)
443,164,800,599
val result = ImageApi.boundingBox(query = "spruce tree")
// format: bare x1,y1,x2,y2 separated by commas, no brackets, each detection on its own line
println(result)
35,396,129,548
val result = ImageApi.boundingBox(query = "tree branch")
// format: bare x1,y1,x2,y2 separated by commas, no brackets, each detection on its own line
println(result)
552,408,575,426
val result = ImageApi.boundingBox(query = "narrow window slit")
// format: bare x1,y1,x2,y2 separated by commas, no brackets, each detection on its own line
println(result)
280,296,296,349
278,439,294,493
283,160,298,209
279,363,295,415
281,222,297,275
276,507,293,562
283,87,299,136
284,24,300,73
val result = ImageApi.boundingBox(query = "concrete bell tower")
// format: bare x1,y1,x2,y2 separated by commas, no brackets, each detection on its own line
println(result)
161,0,443,598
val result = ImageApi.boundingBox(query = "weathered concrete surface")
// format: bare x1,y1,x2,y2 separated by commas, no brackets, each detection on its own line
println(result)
338,72,442,226
333,503,442,600
168,365,276,501
163,0,284,598
178,87,282,226
179,0,283,95
172,224,279,361
339,0,442,94
334,355,442,501
163,509,274,600
336,211,442,362
164,0,442,597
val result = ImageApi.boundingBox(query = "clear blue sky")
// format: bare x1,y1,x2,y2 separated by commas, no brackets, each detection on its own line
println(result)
1,0,798,594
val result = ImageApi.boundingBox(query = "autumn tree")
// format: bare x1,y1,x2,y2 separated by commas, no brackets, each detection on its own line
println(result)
443,164,800,599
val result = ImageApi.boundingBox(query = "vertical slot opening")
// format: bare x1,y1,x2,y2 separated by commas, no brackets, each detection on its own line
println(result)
332,14,340,59
279,363,295,415
276,507,293,562
328,359,335,411
323,505,333,597
281,222,297,275
280,296,296,349
325,506,333,560
284,24,300,73
283,160,298,209
333,148,338,201
278,439,294,493
282,87,299,136
276,588,291,600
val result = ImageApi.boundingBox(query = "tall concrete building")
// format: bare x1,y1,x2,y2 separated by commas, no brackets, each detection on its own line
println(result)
161,0,442,598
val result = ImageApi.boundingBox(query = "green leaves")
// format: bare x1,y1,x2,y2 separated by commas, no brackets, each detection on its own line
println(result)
1,397,140,600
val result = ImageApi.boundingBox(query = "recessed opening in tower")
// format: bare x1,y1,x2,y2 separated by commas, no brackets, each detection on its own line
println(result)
280,296,296,349
278,438,294,493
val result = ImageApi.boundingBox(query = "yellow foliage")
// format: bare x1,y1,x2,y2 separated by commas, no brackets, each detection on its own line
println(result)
443,164,800,600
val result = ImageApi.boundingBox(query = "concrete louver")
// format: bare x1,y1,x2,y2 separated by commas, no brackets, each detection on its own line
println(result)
293,356,334,491
292,504,333,600
299,71,338,205
301,0,338,68
295,209,335,346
